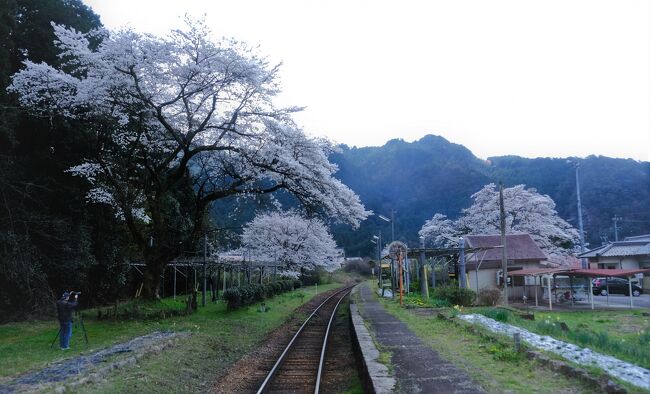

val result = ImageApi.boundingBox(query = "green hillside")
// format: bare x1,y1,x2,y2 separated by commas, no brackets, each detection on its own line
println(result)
330,135,650,256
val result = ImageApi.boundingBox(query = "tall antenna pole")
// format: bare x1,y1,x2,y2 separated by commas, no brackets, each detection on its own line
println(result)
499,182,509,305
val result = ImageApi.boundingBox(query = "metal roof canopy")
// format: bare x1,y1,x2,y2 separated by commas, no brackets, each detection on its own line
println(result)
506,267,650,277
505,267,650,310
568,268,650,277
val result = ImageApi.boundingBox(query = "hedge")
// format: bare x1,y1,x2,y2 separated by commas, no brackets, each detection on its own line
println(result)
223,279,301,310
432,285,476,306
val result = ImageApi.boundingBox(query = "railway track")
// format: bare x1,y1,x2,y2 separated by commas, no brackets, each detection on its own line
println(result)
256,285,355,394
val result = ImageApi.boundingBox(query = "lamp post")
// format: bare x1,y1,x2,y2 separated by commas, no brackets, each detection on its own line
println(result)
568,160,587,268
372,233,382,259
378,210,395,242
373,232,386,294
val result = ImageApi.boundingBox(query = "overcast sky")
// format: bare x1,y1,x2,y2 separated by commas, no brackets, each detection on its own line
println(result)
84,0,650,161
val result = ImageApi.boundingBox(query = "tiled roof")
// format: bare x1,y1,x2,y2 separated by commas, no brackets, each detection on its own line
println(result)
580,237,650,258
624,234,650,242
465,233,547,262
601,244,650,257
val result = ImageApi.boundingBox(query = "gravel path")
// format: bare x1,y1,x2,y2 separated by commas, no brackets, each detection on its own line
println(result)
459,314,650,390
0,331,185,393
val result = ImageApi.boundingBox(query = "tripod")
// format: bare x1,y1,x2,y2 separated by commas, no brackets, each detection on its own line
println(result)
76,311,89,346
49,311,89,348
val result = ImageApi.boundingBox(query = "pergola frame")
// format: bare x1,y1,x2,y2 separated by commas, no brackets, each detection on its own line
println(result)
128,256,286,306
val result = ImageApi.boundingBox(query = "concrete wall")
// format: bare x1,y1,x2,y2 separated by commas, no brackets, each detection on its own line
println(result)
467,262,542,300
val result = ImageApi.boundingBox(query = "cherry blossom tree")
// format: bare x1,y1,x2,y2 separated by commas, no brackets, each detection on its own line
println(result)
241,211,342,277
418,213,458,248
9,18,368,298
420,184,579,264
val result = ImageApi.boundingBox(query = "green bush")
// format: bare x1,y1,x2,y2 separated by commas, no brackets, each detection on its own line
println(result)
477,288,502,306
223,280,297,310
432,285,476,306
300,270,320,286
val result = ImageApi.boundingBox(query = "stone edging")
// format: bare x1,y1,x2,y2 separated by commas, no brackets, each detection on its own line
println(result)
349,286,396,394
436,312,627,394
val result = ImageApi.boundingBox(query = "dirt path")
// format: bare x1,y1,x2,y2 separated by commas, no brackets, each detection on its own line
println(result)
0,331,188,393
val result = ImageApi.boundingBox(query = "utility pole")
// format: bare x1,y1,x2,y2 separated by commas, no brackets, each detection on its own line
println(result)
572,162,587,268
612,216,622,242
419,237,429,299
499,182,509,305
459,237,466,289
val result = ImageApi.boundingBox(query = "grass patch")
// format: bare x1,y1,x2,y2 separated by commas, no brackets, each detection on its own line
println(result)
341,378,364,394
472,307,650,369
373,286,593,394
402,292,450,308
0,282,340,389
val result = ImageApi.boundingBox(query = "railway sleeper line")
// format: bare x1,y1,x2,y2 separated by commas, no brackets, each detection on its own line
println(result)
257,285,355,394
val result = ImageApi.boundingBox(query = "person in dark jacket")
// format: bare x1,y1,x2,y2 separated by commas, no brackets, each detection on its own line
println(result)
56,292,78,349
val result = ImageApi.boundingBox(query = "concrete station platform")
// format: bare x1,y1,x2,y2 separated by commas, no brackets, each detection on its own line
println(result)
350,283,484,394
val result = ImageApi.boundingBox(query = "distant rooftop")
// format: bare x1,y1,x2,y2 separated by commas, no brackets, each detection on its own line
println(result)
465,233,547,262
580,235,650,258
624,234,650,242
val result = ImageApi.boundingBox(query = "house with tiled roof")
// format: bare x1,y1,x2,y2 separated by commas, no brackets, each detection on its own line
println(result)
464,233,547,298
579,235,650,291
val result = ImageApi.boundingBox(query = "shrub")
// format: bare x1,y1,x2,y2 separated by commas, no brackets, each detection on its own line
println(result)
433,285,476,306
477,288,502,306
293,279,302,289
223,280,297,310
300,270,321,286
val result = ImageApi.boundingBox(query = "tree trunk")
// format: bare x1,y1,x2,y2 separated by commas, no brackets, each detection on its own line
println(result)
142,256,168,300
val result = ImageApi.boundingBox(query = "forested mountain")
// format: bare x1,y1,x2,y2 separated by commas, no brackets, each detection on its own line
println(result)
330,135,650,256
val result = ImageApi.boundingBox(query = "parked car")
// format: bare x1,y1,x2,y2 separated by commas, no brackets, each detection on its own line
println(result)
592,277,643,296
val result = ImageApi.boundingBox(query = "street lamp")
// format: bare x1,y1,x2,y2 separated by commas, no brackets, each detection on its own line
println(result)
378,209,395,242
371,235,382,289
372,234,381,255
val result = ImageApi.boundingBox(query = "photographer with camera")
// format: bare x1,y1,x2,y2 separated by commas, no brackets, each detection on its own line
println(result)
55,291,79,350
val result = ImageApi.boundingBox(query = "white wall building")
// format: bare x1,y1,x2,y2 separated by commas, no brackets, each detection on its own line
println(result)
580,235,650,291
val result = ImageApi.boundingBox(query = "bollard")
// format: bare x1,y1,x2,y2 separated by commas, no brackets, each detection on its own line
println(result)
513,332,521,352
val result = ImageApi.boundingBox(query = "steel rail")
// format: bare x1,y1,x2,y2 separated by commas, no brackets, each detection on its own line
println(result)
256,285,354,394
314,287,352,394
